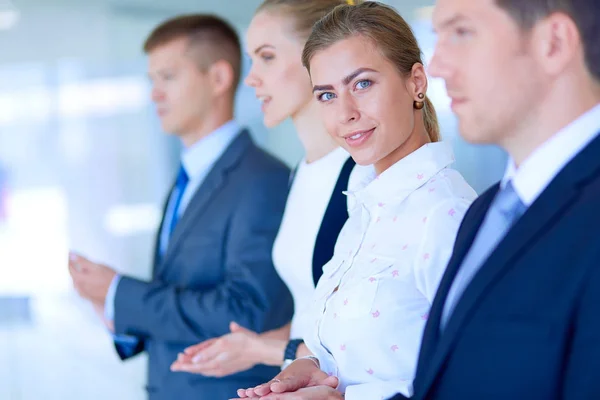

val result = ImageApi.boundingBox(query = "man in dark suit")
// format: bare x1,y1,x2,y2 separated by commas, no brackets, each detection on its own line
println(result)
389,0,600,398
68,14,293,400
231,0,600,399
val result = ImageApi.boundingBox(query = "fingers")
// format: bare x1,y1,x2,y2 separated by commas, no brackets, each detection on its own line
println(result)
254,377,284,396
171,344,230,377
230,321,242,332
270,375,311,394
230,321,261,339
191,340,224,364
176,352,194,364
317,376,339,389
183,338,218,356
170,358,229,377
69,253,93,273
171,352,195,372
68,252,81,271
171,361,213,375
230,321,253,334
238,379,277,398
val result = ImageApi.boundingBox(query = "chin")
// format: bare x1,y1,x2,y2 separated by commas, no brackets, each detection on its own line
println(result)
263,113,286,129
343,149,376,167
161,127,177,135
158,119,172,132
458,123,492,145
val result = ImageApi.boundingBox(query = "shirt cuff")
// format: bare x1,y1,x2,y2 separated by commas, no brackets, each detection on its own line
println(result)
104,274,121,323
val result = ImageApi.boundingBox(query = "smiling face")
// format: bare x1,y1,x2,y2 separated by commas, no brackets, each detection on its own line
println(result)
244,11,313,128
309,34,428,173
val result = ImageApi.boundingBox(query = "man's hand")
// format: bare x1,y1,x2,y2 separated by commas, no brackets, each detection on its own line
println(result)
68,252,116,305
236,358,338,398
171,322,261,377
230,386,343,400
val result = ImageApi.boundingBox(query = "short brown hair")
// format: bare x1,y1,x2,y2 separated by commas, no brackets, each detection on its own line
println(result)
256,0,363,40
302,2,440,142
144,14,242,91
496,0,600,81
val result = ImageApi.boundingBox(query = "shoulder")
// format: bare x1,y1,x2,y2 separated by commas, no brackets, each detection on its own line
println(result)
413,168,477,220
232,137,290,187
242,144,289,173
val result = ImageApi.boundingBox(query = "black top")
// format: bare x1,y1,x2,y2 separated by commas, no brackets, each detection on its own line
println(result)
311,156,356,286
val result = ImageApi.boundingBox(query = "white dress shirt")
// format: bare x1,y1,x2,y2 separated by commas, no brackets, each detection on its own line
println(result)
502,103,600,204
304,142,477,399
105,120,241,322
272,147,351,340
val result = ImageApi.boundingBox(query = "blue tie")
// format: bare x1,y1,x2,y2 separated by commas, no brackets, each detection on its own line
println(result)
441,181,527,329
168,164,189,237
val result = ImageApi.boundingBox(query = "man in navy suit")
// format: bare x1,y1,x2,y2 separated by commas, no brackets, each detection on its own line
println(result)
234,0,600,399
68,14,293,400
389,0,600,398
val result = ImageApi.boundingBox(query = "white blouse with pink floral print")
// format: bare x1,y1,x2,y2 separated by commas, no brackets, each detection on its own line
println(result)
304,141,477,400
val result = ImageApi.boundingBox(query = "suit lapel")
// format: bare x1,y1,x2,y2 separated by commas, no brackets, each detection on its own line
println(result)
160,130,252,266
419,133,600,398
151,188,173,276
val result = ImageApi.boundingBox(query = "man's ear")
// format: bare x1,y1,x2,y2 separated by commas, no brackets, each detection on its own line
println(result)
209,60,235,96
530,12,582,78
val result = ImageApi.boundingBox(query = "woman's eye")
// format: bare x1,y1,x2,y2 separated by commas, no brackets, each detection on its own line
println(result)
355,80,372,90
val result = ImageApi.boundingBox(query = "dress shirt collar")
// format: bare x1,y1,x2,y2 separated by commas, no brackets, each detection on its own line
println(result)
181,120,240,180
502,103,600,206
346,141,456,209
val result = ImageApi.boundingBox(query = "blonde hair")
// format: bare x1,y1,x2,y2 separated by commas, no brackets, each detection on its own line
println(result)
256,0,364,40
301,1,440,142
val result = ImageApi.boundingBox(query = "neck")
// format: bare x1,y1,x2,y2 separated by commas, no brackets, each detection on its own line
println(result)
375,115,430,175
291,100,339,164
180,99,234,148
503,79,600,168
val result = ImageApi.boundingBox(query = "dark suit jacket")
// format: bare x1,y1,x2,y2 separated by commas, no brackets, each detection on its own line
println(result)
391,132,600,400
113,130,293,400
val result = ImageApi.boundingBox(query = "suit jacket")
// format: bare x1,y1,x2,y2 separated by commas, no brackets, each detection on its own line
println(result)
389,132,600,400
113,130,294,400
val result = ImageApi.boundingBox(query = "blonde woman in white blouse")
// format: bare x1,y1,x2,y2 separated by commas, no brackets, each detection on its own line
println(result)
237,2,476,400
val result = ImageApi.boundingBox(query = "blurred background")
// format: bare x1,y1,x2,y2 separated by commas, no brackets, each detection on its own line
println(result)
0,0,507,398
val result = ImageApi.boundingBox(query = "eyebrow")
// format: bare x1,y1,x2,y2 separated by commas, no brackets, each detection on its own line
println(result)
253,44,275,54
312,67,376,93
433,14,468,32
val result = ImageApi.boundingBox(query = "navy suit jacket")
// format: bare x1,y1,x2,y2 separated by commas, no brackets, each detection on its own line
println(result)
392,133,600,400
112,131,293,400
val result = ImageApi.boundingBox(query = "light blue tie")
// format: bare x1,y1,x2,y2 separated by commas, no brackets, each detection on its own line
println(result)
441,181,526,329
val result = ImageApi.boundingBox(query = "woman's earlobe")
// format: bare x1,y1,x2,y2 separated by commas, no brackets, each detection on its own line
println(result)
414,92,425,110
